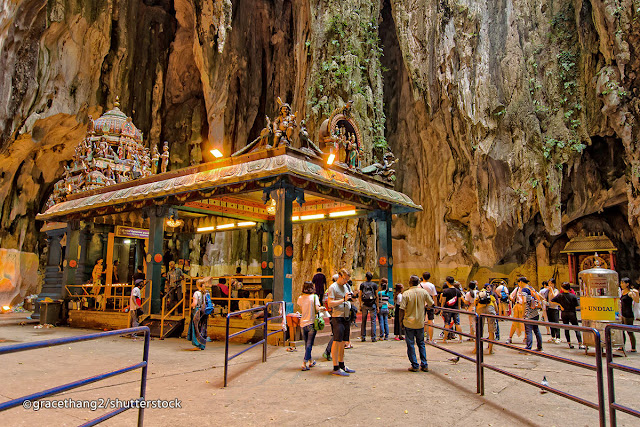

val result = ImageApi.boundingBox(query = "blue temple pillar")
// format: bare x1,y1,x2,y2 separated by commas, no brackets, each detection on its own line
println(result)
272,187,295,313
146,206,167,314
62,220,81,293
375,210,393,287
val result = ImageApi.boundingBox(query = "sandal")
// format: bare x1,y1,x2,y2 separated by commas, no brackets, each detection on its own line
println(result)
301,365,309,371
344,344,353,349
309,360,317,368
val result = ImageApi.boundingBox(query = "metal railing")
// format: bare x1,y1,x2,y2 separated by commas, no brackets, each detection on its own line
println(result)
425,306,481,393
425,308,606,426
0,326,150,426
477,313,605,426
159,293,185,339
65,284,134,311
605,324,640,427
223,301,286,387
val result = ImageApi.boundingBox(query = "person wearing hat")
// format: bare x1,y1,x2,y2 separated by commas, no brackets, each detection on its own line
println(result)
522,287,543,351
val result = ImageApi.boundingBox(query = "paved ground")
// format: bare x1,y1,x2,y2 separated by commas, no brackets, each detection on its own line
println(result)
1,313,639,426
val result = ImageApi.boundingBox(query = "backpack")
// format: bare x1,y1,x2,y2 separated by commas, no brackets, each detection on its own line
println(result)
478,290,491,305
499,286,509,303
203,292,214,315
361,282,376,305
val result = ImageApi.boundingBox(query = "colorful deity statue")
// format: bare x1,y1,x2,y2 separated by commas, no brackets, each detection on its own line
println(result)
160,141,170,173
151,144,160,173
272,97,297,147
97,137,109,158
346,135,359,170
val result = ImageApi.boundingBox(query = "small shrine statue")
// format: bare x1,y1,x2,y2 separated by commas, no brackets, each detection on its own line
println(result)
272,97,297,147
298,120,324,156
117,142,125,160
87,115,95,134
160,141,170,173
97,137,109,158
361,150,399,181
346,136,359,170
105,165,116,185
151,144,160,173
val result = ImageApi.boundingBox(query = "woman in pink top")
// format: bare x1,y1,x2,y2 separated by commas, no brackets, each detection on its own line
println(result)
297,281,325,371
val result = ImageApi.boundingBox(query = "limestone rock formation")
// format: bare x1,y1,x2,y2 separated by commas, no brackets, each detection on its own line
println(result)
1,0,640,305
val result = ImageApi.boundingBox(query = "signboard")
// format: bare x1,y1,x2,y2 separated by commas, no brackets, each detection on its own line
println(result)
115,226,149,239
580,297,618,321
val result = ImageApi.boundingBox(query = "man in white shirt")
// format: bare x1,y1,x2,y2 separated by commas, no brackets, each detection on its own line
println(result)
327,268,357,377
419,272,438,344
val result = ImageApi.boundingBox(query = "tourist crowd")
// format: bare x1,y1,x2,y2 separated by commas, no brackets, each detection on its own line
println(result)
295,269,640,375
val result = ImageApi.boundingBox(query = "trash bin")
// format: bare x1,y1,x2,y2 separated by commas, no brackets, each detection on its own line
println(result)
39,301,62,325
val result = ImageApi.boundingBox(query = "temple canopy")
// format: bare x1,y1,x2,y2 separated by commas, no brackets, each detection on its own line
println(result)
37,147,421,223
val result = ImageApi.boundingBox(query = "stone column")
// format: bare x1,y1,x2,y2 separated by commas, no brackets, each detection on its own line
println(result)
374,210,393,286
146,206,167,314
75,223,91,285
41,228,66,300
272,187,295,313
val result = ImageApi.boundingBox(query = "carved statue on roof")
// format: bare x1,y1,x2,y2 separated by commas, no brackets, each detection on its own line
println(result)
151,144,160,173
232,97,324,157
160,141,170,173
361,150,398,181
272,97,298,147
45,97,161,209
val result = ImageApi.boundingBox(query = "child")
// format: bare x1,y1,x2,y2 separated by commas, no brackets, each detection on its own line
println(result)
393,283,405,340
377,279,391,340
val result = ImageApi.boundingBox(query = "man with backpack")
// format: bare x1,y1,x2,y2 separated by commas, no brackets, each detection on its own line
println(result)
522,286,544,352
494,281,511,317
359,272,378,342
439,276,463,343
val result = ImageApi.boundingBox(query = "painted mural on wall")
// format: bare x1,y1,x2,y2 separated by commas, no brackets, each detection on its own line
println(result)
0,249,39,306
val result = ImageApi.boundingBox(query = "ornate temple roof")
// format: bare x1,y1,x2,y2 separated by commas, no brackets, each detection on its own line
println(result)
560,234,617,253
37,147,422,221
92,103,143,142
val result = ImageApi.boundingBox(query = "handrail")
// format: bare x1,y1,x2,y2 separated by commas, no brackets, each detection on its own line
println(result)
426,306,481,393
605,323,640,426
223,301,286,387
427,308,606,425
476,312,605,426
0,326,150,426
65,284,134,312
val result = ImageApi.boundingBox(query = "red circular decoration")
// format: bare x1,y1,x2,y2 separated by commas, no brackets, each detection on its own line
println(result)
261,261,268,269
285,246,293,257
69,260,77,268
379,257,387,266
154,253,163,263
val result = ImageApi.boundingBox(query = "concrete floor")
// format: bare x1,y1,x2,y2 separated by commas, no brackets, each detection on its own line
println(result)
1,313,639,426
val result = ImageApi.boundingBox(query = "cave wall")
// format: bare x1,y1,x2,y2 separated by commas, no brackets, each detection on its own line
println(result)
1,0,640,305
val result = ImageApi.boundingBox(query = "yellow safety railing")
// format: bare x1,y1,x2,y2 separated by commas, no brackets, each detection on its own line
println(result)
65,284,133,312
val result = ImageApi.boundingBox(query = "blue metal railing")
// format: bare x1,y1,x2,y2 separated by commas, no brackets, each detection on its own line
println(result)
605,323,640,427
223,301,286,387
0,326,150,426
